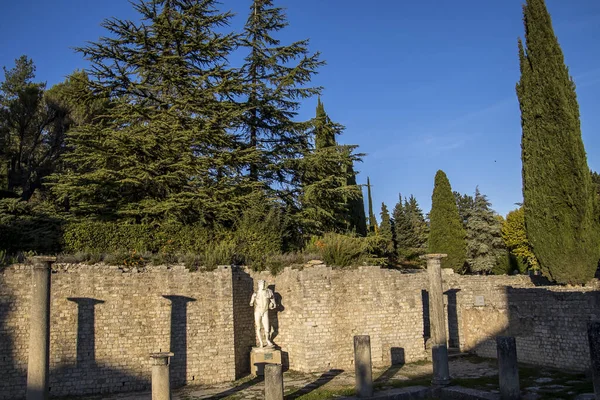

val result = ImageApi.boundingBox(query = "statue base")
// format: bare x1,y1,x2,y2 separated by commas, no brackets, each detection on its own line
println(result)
250,346,282,376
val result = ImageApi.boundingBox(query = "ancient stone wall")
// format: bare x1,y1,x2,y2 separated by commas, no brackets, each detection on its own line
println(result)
449,274,600,371
243,266,430,372
1,263,599,398
0,264,238,399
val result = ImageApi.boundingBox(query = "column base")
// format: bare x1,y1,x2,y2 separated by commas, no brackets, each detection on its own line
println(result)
431,344,451,387
251,347,282,376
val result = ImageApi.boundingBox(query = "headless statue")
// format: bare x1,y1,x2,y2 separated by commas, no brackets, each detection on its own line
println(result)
249,280,276,347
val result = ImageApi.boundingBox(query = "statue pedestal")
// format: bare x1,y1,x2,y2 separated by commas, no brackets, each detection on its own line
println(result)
250,346,282,376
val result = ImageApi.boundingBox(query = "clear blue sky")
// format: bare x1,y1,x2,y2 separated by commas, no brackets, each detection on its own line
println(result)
1,0,599,217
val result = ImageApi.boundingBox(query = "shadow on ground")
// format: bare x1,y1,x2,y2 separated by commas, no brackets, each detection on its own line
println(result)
285,369,344,400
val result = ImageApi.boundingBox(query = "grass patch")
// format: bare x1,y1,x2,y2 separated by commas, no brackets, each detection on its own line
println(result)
289,387,355,400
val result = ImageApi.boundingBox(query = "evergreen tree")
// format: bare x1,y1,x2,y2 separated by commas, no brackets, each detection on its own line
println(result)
592,170,600,199
405,195,428,257
298,99,361,235
52,0,257,225
502,207,539,272
517,0,599,284
367,177,377,234
378,202,395,260
346,165,367,236
465,188,506,273
428,170,467,272
240,0,323,198
454,191,474,228
0,56,73,201
393,194,411,259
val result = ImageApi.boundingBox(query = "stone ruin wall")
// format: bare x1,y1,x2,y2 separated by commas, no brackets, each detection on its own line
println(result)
0,264,238,399
1,263,599,398
452,274,600,371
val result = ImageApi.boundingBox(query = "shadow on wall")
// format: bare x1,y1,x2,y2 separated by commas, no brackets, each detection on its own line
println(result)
421,290,430,349
445,289,460,348
163,295,196,388
462,279,600,373
0,270,151,398
232,268,255,378
0,274,20,399
49,297,149,396
268,284,285,343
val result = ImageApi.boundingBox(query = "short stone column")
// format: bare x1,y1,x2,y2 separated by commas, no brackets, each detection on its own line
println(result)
264,363,284,400
423,253,450,386
587,322,600,399
497,336,520,400
26,256,56,400
354,335,373,398
150,352,174,400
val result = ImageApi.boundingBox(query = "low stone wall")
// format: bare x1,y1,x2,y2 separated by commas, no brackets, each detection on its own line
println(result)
1,262,598,398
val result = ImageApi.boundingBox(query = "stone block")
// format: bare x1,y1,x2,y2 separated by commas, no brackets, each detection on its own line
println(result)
250,347,282,376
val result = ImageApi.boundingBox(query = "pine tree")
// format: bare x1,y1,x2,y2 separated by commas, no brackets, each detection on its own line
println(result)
346,164,367,236
378,202,395,260
240,0,324,197
52,0,257,225
0,56,72,201
393,194,411,259
298,99,362,235
454,191,474,228
405,195,428,257
465,188,506,273
517,0,599,284
428,170,467,272
367,177,377,234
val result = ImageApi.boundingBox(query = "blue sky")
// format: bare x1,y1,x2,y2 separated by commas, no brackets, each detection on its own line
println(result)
1,0,599,218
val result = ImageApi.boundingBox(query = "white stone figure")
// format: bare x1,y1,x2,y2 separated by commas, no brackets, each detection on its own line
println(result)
250,280,276,347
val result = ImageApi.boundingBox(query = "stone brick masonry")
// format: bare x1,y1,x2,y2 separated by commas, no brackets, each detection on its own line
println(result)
1,263,598,398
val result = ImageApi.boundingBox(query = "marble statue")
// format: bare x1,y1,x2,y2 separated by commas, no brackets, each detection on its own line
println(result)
250,280,276,347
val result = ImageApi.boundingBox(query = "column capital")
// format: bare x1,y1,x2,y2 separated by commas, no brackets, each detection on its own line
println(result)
150,352,174,366
419,253,448,260
29,256,57,269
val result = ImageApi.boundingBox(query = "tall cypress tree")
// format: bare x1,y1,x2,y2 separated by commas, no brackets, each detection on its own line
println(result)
52,0,256,224
517,0,599,284
240,0,324,198
367,177,377,234
428,170,467,272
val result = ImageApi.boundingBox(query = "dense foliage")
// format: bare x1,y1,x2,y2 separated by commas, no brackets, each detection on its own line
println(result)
465,188,507,273
502,207,539,272
517,0,599,284
1,0,597,281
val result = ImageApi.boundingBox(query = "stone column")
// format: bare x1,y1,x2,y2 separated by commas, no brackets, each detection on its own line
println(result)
264,363,284,400
587,322,600,399
497,336,520,400
423,253,450,386
354,335,373,398
26,256,56,400
150,352,174,400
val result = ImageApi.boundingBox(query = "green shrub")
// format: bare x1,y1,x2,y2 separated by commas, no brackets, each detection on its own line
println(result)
0,199,64,254
311,232,367,268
